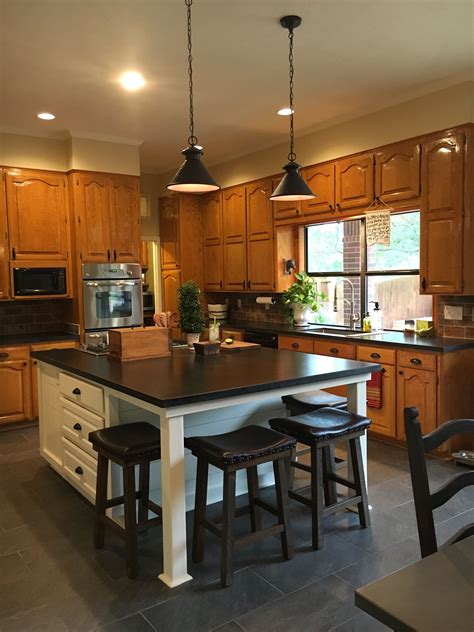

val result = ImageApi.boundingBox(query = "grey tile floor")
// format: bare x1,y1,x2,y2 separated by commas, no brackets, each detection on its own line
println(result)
0,426,472,632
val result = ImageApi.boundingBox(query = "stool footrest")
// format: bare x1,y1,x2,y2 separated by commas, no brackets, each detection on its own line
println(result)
292,460,312,474
253,497,279,518
323,495,362,516
327,473,356,490
235,524,284,548
138,515,162,532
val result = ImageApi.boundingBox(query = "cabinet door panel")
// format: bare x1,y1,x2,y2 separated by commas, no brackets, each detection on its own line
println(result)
247,179,274,290
272,178,302,222
301,163,336,217
204,245,224,291
335,154,374,211
110,176,140,262
375,142,420,204
0,356,31,424
367,364,396,438
223,187,247,290
247,238,274,291
420,133,464,294
396,367,437,439
223,243,247,291
6,169,68,261
162,269,181,314
0,171,9,299
160,196,180,269
203,192,222,246
75,173,111,262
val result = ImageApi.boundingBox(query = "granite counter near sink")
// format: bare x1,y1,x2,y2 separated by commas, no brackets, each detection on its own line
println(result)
225,320,474,353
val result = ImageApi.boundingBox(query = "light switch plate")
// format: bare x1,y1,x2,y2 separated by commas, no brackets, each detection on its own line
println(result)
444,305,463,320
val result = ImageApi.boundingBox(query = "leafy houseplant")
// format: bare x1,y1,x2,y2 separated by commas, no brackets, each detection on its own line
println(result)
282,271,326,326
177,280,205,348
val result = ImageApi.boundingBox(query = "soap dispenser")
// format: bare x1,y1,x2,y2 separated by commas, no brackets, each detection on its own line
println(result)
370,301,383,332
362,313,372,333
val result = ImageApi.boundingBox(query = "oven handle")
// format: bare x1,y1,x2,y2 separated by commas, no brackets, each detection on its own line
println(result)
85,281,139,287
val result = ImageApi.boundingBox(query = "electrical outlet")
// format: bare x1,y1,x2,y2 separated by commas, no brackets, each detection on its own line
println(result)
444,305,463,320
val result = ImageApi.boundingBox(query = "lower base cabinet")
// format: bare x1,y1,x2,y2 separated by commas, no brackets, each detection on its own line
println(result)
396,367,437,438
0,347,31,425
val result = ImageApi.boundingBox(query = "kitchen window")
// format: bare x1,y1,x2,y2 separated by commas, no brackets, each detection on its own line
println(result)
305,211,432,330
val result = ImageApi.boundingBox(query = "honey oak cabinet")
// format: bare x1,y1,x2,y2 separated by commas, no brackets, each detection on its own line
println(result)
301,163,336,220
272,178,302,223
72,172,140,264
140,240,149,269
203,192,224,291
5,168,69,262
246,179,274,291
0,170,9,299
375,141,421,205
420,131,465,294
335,153,374,211
161,269,181,314
222,186,247,291
0,346,32,425
160,195,180,270
396,366,437,439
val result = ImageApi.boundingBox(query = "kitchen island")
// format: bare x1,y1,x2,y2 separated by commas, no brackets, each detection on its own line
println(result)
33,347,378,588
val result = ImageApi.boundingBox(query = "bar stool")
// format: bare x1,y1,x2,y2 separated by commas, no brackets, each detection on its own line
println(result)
185,425,296,587
89,422,162,579
270,407,371,550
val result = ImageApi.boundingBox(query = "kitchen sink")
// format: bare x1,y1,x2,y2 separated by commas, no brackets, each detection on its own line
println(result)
302,326,385,338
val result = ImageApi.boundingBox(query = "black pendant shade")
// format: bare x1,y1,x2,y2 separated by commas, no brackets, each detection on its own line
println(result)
269,161,314,201
167,145,219,193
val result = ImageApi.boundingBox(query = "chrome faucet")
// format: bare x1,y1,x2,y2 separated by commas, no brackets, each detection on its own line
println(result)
333,279,360,330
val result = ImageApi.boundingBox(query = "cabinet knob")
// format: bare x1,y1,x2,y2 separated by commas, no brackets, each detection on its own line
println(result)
370,352,381,359
336,203,342,211
75,466,83,475
421,277,427,291
328,204,334,211
330,347,339,354
114,249,117,261
398,370,404,375
242,280,246,288
73,422,82,431
107,249,111,261
72,387,81,395
0,352,9,360
381,367,386,374
291,342,300,349
410,358,422,366
220,280,223,289
11,247,16,259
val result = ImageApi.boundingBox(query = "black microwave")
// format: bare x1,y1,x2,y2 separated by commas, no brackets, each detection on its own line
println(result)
13,267,67,296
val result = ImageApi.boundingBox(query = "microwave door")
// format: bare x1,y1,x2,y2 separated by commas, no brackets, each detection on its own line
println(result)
83,281,143,330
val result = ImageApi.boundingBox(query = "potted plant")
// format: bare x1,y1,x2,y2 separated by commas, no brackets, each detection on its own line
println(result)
178,280,205,348
282,271,326,326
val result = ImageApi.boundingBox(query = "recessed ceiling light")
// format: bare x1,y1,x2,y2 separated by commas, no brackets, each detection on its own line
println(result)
37,112,55,120
277,107,294,116
120,71,145,91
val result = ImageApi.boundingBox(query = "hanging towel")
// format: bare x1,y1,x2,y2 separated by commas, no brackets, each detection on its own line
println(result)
367,370,383,409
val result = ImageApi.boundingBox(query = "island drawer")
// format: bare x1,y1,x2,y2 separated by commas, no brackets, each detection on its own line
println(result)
62,437,97,499
0,346,29,362
279,335,313,353
398,350,437,372
61,397,103,458
314,340,356,360
59,373,104,415
357,345,395,365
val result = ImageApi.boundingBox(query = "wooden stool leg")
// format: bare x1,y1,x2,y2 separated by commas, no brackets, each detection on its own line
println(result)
322,445,338,506
287,447,296,490
221,470,236,587
246,466,261,533
138,459,150,526
123,464,138,579
94,454,108,549
192,458,209,563
349,437,370,528
311,445,324,550
273,457,293,560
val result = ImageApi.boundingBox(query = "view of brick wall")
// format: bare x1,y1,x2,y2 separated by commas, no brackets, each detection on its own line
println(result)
0,300,70,337
435,295,474,339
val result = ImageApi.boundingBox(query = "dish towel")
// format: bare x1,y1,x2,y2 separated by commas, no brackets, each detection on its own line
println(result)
367,370,383,409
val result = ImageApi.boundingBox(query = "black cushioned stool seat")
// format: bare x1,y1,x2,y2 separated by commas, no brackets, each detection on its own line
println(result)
269,408,371,550
89,422,162,579
281,389,347,416
185,425,296,587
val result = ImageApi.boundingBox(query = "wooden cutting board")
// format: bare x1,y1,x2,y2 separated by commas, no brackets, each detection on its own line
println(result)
220,341,261,352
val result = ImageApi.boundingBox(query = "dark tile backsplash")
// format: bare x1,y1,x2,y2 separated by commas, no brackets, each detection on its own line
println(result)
0,300,70,336
205,292,288,324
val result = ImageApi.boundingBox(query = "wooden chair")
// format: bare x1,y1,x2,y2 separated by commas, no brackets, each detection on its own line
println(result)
404,406,474,558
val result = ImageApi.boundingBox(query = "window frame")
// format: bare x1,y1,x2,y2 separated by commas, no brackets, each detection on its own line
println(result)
304,211,423,327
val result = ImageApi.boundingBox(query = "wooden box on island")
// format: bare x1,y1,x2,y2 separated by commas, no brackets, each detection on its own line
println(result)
108,326,171,362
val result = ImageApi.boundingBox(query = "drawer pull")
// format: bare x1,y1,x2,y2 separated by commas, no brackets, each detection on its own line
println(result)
381,367,386,374
0,352,10,359
75,466,83,475
370,352,381,359
72,387,81,395
73,423,82,431
410,358,422,366
291,342,300,349
330,348,339,353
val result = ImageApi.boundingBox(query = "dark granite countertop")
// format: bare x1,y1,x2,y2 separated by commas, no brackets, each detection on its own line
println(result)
224,320,474,353
0,333,79,348
32,347,379,408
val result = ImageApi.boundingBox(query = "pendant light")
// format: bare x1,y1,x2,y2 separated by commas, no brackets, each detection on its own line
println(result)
270,15,315,202
167,0,219,193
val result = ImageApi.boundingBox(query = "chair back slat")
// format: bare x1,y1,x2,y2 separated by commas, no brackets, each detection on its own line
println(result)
430,472,474,511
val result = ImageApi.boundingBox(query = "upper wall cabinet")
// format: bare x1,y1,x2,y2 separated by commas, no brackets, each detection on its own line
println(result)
160,195,180,270
375,141,421,205
301,163,336,220
246,179,274,291
222,186,247,291
272,177,302,223
72,172,140,264
0,171,9,299
203,192,224,291
420,131,465,294
5,169,69,261
335,153,374,211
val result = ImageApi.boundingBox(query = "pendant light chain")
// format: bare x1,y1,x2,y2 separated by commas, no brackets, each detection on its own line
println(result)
287,27,296,163
185,0,197,146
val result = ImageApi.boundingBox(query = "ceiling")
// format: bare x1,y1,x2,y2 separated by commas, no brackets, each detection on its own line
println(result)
1,0,473,174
